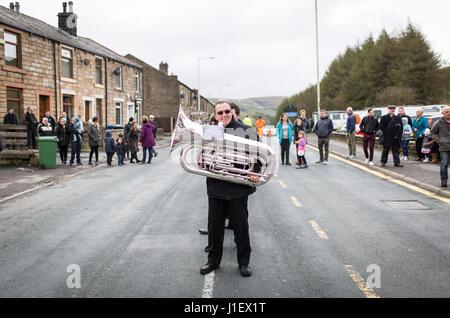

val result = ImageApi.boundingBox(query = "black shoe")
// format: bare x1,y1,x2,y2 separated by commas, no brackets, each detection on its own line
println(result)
442,180,448,188
204,246,212,253
239,265,252,277
316,160,323,164
200,263,219,275
199,229,208,235
394,164,404,167
155,152,158,157
95,162,99,166
89,162,94,166
77,162,83,166
281,162,285,165
286,162,292,166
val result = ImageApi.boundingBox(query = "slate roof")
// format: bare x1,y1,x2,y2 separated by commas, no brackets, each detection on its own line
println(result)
0,5,142,70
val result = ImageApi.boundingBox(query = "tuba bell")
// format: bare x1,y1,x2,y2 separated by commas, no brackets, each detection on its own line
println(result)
170,106,276,187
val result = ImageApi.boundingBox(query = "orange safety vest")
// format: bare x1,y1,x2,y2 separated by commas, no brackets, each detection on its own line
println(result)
256,119,265,137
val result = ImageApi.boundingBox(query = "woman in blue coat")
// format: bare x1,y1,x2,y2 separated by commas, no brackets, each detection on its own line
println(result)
412,108,429,161
276,113,294,165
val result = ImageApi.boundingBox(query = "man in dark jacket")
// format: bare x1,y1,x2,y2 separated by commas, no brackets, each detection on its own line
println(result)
314,109,334,164
346,107,357,158
300,110,311,133
359,108,379,165
398,107,412,127
431,106,450,188
379,106,403,168
149,115,159,158
24,107,38,149
200,100,261,278
123,117,134,161
3,108,18,125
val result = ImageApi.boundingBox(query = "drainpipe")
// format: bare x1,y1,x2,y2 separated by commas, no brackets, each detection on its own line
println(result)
104,58,108,127
53,40,59,119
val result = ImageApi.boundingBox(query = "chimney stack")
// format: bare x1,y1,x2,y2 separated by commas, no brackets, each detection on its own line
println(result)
9,2,14,10
14,2,20,12
159,62,168,74
58,2,78,37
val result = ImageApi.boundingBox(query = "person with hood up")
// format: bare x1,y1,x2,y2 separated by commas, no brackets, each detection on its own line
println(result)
115,135,126,166
104,131,116,167
139,115,157,164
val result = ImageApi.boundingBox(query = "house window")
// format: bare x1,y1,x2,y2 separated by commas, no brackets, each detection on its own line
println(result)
61,48,73,78
95,58,102,84
5,31,20,68
96,99,103,126
135,71,139,92
7,87,22,120
115,66,122,89
63,95,74,119
115,102,122,125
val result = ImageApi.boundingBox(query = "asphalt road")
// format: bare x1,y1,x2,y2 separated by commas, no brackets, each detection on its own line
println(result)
0,136,449,298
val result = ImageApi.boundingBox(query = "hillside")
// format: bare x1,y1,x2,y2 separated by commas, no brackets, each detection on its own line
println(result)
210,96,286,124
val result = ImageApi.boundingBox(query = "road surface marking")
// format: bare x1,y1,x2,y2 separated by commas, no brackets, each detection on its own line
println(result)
279,181,287,189
307,145,450,205
291,196,303,208
202,271,215,298
309,220,329,240
344,265,380,298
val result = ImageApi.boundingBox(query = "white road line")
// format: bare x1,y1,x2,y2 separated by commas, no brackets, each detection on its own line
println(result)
202,271,215,298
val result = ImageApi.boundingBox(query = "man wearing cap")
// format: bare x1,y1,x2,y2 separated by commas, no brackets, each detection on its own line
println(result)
124,117,134,161
149,115,158,157
431,106,450,188
379,106,403,168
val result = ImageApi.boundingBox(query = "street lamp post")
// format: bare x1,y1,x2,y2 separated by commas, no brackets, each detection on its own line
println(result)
315,0,321,115
197,56,215,113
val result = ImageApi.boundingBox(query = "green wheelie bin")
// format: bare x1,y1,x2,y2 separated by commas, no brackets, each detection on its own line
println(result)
36,136,59,169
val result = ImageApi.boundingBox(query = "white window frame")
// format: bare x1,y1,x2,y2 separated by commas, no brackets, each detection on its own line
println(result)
115,102,122,125
61,48,73,79
115,66,122,89
135,71,140,92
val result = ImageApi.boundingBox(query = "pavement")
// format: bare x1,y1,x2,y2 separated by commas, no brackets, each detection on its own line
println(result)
0,136,449,298
307,134,450,198
0,137,172,202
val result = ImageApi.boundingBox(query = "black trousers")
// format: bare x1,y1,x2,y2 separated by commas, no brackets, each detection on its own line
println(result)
106,152,115,165
59,145,68,163
281,138,291,164
89,146,99,163
415,136,425,159
27,128,37,148
381,141,401,165
207,196,251,267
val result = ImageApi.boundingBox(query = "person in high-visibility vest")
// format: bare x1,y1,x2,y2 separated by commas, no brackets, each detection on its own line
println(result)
256,116,265,138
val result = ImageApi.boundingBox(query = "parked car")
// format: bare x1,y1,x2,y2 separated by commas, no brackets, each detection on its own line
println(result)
263,125,277,136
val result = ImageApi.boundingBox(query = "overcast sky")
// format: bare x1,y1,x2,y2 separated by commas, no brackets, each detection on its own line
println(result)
12,0,450,99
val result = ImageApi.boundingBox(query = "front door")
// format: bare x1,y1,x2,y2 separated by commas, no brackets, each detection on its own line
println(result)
85,101,91,122
39,95,50,120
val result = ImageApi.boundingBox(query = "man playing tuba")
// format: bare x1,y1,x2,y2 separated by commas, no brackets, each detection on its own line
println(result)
200,100,261,278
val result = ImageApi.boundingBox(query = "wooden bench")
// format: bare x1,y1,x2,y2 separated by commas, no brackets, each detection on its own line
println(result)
0,124,36,165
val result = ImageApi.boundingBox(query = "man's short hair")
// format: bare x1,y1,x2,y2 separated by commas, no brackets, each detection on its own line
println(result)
230,103,240,115
368,108,373,113
214,100,232,112
398,107,405,111
92,116,99,122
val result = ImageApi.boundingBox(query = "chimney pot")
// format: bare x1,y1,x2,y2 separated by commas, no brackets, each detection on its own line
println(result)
159,62,168,74
68,1,73,13
63,2,67,13
15,2,20,12
9,2,14,10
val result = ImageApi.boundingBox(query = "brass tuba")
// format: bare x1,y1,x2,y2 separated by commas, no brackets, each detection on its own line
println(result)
170,106,276,187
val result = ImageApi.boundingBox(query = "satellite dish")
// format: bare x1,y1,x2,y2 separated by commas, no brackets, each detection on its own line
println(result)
83,58,90,66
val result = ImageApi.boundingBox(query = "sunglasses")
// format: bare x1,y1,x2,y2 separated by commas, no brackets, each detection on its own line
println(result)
216,109,231,116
